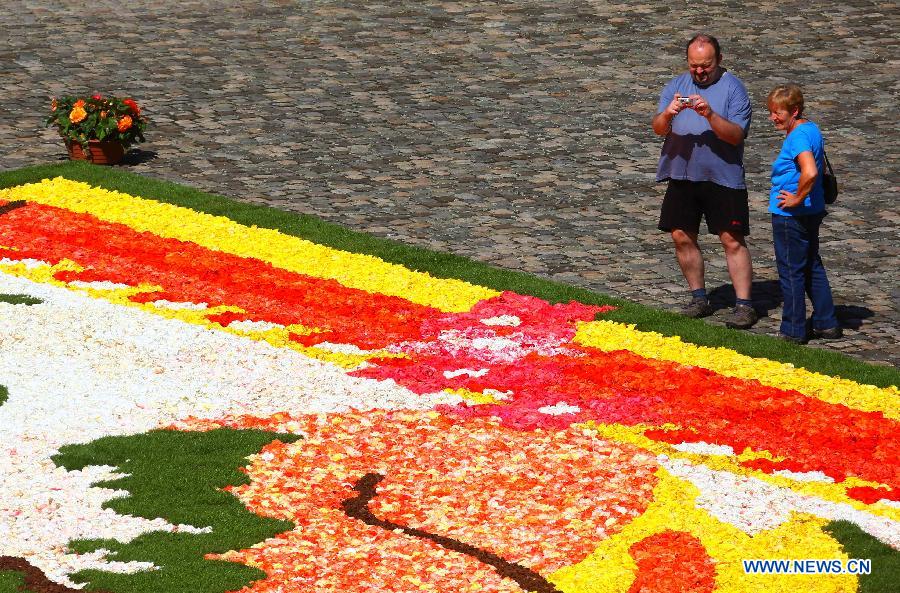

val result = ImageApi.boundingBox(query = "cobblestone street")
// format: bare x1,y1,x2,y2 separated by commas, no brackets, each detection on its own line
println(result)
1,0,897,365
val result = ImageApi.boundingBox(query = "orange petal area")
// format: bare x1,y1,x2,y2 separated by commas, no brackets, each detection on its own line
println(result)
626,530,716,593
176,410,659,592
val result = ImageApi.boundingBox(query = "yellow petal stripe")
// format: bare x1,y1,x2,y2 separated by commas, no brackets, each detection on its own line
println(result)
0,178,499,312
549,469,854,593
575,320,899,420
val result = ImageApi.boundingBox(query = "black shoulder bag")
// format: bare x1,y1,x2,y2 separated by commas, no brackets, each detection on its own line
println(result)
823,151,838,204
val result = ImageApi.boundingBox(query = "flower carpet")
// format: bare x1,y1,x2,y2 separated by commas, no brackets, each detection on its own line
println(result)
0,177,898,593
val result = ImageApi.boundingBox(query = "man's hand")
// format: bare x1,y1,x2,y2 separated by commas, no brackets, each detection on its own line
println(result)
668,94,690,115
777,189,805,209
652,94,688,136
690,94,711,118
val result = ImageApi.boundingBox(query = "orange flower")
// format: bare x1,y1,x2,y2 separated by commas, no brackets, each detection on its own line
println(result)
117,115,133,132
73,99,85,108
69,106,87,124
50,99,57,112
177,410,660,592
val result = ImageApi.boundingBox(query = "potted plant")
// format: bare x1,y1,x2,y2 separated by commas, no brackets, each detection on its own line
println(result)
46,94,148,165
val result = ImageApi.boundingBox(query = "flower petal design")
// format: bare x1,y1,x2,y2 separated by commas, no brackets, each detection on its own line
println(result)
0,179,896,593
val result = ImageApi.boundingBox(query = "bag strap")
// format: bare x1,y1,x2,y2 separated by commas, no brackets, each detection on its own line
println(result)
823,150,834,175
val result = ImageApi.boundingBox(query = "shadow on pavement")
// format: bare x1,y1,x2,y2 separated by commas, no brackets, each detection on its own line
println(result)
122,149,158,165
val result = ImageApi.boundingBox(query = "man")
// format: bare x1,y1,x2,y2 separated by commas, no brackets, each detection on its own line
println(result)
652,33,757,329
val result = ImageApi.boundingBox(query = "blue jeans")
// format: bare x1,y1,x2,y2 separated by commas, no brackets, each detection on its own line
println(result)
772,213,838,339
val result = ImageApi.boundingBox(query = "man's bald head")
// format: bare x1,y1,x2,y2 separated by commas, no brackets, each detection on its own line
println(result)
686,33,722,61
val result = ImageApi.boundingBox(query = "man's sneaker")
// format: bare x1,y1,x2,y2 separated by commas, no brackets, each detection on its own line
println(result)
681,297,713,318
725,304,758,329
811,326,843,340
775,332,808,345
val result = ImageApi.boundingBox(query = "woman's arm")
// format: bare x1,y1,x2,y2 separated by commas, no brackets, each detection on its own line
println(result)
777,150,818,209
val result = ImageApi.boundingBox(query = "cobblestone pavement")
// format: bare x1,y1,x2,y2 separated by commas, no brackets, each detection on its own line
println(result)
1,1,897,367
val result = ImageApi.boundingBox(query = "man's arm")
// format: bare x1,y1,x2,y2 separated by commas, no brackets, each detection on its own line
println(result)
652,94,685,136
690,95,746,145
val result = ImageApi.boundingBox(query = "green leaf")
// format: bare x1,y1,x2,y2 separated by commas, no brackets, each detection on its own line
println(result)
0,293,42,305
52,429,303,593
0,569,35,593
824,521,900,593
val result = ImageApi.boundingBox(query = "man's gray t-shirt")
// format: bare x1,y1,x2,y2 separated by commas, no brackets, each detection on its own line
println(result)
655,71,752,189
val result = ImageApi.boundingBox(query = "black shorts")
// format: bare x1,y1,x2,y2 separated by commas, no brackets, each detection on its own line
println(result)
658,180,750,236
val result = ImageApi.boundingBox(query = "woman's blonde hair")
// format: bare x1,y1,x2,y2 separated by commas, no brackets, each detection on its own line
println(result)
767,84,805,116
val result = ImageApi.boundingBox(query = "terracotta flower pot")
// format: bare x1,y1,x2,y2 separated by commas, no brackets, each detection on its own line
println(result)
66,140,126,165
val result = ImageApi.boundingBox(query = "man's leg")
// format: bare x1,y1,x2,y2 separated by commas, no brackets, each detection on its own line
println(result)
671,229,713,317
701,181,753,315
659,181,709,317
672,229,705,290
719,230,758,329
718,230,752,300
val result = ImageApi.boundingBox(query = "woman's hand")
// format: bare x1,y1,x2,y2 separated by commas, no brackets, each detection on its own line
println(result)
778,151,818,209
777,189,805,209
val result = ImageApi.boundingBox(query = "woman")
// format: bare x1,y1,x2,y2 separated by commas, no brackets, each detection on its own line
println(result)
767,84,841,344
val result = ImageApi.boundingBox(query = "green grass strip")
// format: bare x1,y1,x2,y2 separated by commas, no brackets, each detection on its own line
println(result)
0,385,7,407
1,162,897,388
0,293,42,305
52,429,302,593
0,570,34,593
824,521,900,593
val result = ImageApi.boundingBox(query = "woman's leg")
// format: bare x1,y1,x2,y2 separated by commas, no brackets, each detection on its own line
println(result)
772,214,808,339
803,213,839,330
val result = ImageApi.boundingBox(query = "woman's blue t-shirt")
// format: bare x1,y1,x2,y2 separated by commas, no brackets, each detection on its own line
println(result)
769,121,826,216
